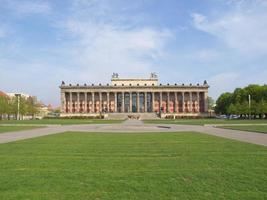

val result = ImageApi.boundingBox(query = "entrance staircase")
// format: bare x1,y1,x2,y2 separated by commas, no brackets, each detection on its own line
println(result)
107,113,159,120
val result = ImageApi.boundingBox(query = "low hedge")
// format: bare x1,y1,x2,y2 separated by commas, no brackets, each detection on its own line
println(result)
43,116,105,119
164,115,212,119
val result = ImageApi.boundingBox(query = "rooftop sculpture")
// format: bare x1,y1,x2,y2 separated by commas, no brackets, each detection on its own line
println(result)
112,73,119,79
150,72,158,79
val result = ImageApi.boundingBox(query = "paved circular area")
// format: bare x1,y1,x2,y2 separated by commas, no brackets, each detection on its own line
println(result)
0,120,267,147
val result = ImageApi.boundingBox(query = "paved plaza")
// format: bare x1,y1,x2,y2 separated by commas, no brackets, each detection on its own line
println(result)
0,120,267,146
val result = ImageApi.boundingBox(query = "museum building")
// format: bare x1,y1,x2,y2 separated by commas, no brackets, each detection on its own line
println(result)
60,73,209,118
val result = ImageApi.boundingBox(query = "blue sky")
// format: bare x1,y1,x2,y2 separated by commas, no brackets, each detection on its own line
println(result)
0,0,267,106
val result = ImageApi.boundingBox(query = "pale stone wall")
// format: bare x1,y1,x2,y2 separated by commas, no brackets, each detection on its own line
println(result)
111,79,158,86
60,85,209,116
59,75,209,116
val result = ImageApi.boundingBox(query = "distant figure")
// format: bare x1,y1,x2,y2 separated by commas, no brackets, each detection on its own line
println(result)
112,73,119,79
150,72,158,79
61,81,65,85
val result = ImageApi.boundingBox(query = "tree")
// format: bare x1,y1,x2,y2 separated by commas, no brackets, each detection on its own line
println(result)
0,96,9,120
0,95,41,120
227,103,237,115
257,100,267,119
26,97,39,119
215,84,267,118
6,98,17,120
207,96,215,110
215,92,233,115
239,101,249,118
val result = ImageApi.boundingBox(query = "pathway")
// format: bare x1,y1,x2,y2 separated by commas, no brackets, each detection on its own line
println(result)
0,120,267,147
0,126,68,144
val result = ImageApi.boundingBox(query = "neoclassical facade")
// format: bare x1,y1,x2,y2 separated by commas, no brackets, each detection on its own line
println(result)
60,73,209,118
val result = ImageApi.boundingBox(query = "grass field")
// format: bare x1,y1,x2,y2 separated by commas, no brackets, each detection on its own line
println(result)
220,125,267,134
0,119,124,125
0,132,266,199
144,118,267,125
0,126,42,133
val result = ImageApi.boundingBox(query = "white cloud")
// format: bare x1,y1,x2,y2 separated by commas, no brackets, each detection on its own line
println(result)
3,0,51,15
196,50,220,62
0,59,75,106
0,25,7,38
0,1,173,106
208,72,240,98
2,0,266,106
191,1,267,55
191,13,206,25
208,69,267,99
183,49,220,63
59,17,173,82
49,0,173,83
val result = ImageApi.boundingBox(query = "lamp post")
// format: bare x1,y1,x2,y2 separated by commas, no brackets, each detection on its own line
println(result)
15,94,21,120
248,94,251,120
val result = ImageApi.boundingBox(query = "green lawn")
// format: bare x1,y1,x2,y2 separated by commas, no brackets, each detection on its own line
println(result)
144,118,267,125
0,126,42,133
0,132,266,199
0,119,124,125
220,125,267,134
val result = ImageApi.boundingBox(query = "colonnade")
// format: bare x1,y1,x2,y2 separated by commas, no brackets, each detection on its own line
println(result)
61,91,208,114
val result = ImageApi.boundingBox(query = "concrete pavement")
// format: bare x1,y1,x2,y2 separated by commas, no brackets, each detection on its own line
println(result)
0,126,69,144
0,120,267,147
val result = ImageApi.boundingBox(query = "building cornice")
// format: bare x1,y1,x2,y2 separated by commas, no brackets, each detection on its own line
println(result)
111,78,158,81
60,84,209,90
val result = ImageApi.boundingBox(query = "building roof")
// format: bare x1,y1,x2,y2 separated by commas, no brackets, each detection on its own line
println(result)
60,73,209,88
6,92,30,98
0,91,8,97
111,73,158,86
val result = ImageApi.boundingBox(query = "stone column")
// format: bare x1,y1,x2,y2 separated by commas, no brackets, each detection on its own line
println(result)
152,92,155,112
77,92,80,113
122,92,125,113
144,92,147,112
114,92,117,112
160,92,162,112
204,92,209,113
92,92,95,113
85,92,88,113
107,92,110,112
137,92,140,113
174,92,178,113
189,92,192,113
70,92,73,113
182,92,185,113
60,91,65,113
99,92,102,112
197,92,200,113
64,92,67,113
167,92,170,113
129,92,132,112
